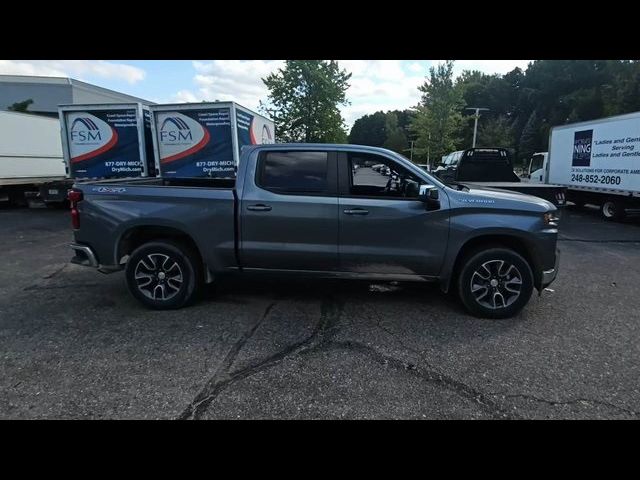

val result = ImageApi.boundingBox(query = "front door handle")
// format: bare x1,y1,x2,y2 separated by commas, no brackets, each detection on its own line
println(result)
343,208,369,215
247,204,272,212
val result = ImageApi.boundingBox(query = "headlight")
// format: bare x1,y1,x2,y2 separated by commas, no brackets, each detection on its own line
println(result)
543,212,560,226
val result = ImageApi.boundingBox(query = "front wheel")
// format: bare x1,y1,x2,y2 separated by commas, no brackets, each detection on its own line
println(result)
457,247,534,319
125,240,202,309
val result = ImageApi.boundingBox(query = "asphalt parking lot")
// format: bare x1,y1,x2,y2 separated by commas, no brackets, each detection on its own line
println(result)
1,205,639,419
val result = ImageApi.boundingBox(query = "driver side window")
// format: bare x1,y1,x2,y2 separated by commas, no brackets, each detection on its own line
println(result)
348,153,425,199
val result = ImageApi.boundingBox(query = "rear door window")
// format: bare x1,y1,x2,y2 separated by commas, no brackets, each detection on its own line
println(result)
258,151,329,194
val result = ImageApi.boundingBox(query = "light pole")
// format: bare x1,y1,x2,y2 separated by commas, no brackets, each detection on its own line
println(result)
465,107,489,148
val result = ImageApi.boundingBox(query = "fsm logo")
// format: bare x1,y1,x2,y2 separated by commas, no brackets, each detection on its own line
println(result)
70,117,102,142
66,112,118,163
572,129,593,167
160,117,193,142
156,112,210,164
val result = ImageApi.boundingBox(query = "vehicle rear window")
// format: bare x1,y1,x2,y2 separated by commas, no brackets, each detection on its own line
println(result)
259,151,328,194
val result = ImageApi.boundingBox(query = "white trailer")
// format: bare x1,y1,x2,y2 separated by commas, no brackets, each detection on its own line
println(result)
0,110,67,205
525,111,640,220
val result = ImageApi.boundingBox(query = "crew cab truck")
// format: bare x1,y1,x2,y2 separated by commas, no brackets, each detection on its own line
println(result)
434,148,566,208
524,111,640,221
68,144,560,319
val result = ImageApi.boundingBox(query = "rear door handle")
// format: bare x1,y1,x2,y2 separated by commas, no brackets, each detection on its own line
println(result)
343,208,369,215
247,204,272,212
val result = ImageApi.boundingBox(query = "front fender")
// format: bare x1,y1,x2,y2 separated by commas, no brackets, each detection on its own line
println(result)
438,209,549,292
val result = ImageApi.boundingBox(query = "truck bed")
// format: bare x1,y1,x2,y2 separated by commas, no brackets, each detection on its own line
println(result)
72,176,238,271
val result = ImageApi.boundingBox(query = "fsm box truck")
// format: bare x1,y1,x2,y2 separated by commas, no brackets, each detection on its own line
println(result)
149,102,275,178
525,111,640,220
59,103,155,180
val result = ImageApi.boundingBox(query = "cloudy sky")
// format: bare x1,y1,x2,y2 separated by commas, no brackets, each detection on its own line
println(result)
0,60,531,127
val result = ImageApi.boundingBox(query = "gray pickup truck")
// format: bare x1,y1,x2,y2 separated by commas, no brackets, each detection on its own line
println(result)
68,143,560,319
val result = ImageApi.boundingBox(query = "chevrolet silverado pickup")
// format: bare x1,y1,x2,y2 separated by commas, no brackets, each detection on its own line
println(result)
68,144,560,319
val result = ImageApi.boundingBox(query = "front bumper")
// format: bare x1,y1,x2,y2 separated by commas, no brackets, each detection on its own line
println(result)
541,248,560,288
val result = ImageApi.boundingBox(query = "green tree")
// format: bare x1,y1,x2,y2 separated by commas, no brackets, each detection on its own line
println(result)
261,60,351,143
348,111,387,146
476,115,514,148
410,60,465,164
8,99,34,113
382,112,408,154
518,110,541,165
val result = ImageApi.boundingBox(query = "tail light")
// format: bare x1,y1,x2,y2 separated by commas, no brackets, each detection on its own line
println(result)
67,189,83,229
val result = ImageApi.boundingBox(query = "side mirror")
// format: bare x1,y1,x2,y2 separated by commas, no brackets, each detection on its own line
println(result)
419,185,440,211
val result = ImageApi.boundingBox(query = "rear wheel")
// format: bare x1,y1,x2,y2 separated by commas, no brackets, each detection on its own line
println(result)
601,200,626,221
125,240,202,309
457,247,534,319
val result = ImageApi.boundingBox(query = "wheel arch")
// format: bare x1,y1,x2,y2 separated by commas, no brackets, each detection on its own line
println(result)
441,233,541,293
115,225,207,279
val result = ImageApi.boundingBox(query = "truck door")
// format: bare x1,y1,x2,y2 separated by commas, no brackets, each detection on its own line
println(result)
337,151,449,277
528,153,546,184
239,150,339,271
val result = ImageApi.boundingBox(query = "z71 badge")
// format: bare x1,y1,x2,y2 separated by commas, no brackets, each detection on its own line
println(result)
93,187,126,194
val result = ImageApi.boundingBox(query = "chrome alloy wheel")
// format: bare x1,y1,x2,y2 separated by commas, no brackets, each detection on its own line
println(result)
134,253,184,301
470,260,523,310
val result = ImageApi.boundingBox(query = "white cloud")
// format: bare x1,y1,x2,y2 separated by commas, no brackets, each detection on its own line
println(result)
408,62,424,73
339,60,425,127
172,89,199,103
170,60,284,108
0,60,146,84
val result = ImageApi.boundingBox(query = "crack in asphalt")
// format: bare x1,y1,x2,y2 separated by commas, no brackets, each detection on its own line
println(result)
179,299,279,420
177,292,638,420
489,392,640,418
318,340,518,419
179,297,344,420
42,264,68,279
365,304,514,418
179,294,521,420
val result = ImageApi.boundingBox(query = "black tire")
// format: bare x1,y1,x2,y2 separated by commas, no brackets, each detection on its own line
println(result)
600,200,626,221
457,247,534,319
125,240,202,309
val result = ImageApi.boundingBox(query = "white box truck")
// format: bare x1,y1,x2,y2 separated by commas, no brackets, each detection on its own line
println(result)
149,101,274,178
525,111,640,220
0,110,67,205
